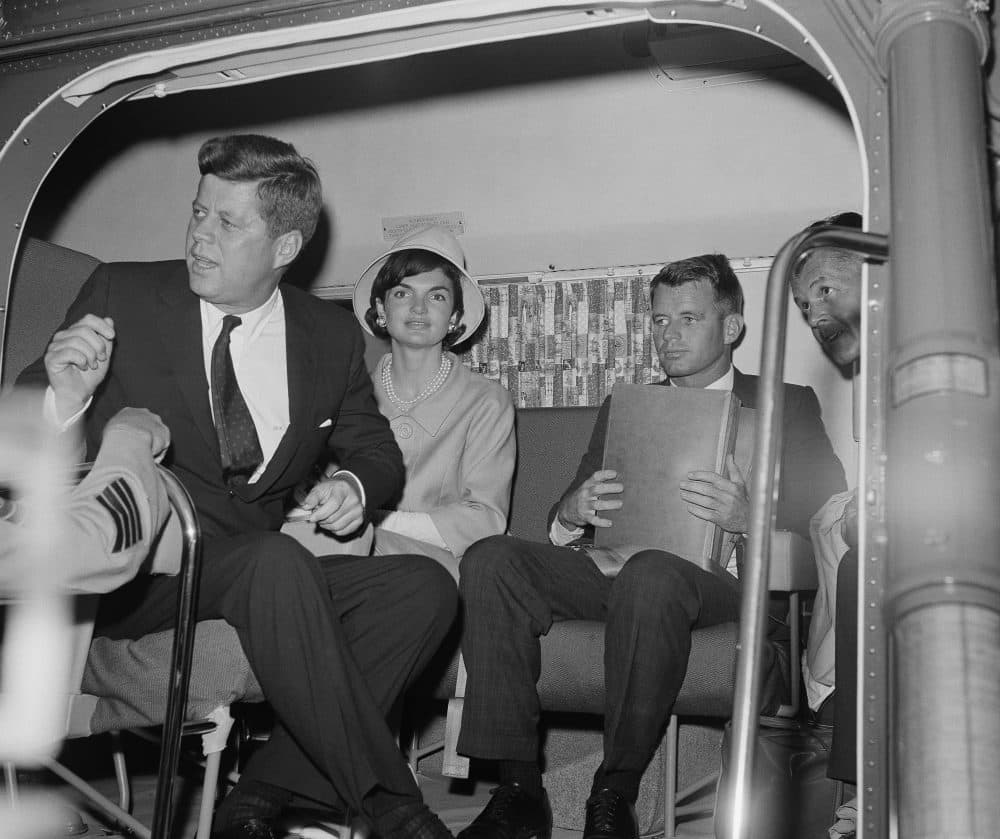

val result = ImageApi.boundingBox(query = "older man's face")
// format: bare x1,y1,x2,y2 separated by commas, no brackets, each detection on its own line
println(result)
791,251,863,367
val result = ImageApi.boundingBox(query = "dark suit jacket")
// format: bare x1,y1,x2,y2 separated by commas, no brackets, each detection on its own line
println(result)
19,260,404,539
547,368,846,542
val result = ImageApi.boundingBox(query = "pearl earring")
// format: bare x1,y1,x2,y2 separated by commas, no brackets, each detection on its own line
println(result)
376,315,386,327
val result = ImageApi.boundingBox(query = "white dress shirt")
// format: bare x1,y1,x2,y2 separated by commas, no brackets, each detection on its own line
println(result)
201,292,365,504
200,291,288,484
49,287,363,503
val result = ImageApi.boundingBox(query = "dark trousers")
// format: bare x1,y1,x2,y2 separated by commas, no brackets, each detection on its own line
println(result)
828,549,858,783
96,530,458,814
456,535,740,777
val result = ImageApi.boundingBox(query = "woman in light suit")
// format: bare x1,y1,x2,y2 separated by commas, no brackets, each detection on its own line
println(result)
351,225,515,580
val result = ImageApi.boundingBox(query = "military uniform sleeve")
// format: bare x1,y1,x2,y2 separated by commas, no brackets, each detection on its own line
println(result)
61,425,174,593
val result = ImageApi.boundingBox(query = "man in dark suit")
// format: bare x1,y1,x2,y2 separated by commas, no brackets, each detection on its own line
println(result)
456,254,846,839
18,134,457,839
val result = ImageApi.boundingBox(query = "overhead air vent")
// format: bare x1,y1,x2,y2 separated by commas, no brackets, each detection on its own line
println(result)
627,23,801,89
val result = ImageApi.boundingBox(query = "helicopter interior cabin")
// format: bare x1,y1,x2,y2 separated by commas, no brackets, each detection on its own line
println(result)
1,2,998,839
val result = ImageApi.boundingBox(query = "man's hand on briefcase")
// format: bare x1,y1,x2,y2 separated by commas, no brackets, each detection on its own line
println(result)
557,469,623,529
679,453,750,534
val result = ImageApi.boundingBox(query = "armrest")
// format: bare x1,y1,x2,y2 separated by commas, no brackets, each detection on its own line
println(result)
766,530,816,592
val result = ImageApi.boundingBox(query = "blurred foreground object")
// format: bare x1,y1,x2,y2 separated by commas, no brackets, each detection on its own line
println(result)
0,390,77,839
0,388,76,761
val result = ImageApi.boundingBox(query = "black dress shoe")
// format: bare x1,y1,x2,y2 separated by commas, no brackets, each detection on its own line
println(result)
211,818,278,839
582,788,637,839
457,784,551,839
375,801,453,839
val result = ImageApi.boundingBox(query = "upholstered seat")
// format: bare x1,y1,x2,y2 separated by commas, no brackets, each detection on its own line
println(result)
79,620,262,735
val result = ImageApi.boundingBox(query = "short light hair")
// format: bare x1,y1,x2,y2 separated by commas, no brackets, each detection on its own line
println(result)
198,134,323,245
791,211,863,283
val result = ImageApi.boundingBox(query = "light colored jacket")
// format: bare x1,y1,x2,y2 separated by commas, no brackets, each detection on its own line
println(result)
803,489,853,711
1,424,177,595
372,353,516,577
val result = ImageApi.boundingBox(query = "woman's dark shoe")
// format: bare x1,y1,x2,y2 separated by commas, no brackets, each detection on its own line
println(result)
582,788,637,839
457,783,552,839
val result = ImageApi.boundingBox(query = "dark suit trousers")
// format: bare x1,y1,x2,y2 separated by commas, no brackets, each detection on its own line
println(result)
456,535,740,776
96,530,458,813
828,549,858,783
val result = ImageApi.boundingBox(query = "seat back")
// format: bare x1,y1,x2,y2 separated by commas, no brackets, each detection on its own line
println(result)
509,406,599,541
3,237,99,385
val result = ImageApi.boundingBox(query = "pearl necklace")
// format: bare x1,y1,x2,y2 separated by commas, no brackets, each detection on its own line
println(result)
381,353,453,410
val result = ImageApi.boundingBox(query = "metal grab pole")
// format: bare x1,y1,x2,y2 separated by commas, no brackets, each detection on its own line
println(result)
720,225,888,839
876,6,1000,837
151,467,202,839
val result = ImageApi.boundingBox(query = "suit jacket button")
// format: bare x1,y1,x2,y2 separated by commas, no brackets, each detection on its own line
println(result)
228,489,235,497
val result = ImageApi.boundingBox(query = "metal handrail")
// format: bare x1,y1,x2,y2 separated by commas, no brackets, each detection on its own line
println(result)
720,224,889,839
151,465,203,839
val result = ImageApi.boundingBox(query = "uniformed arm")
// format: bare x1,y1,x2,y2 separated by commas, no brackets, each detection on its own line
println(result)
422,384,516,559
60,408,174,593
775,384,847,537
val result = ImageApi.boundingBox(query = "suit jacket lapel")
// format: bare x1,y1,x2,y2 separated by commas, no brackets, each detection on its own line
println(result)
732,368,757,408
240,287,317,500
157,266,219,457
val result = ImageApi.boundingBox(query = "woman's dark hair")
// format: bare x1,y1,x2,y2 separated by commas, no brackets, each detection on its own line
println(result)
365,249,467,346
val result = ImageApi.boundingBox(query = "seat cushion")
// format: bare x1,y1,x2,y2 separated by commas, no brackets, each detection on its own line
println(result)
537,619,749,717
80,619,263,734
427,618,782,718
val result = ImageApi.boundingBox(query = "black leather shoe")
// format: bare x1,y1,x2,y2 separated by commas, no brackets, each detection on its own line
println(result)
582,788,637,839
457,784,552,839
375,801,453,839
210,818,278,839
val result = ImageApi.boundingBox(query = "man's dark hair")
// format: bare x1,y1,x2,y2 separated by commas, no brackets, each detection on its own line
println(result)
198,134,323,245
365,249,467,347
650,253,744,316
792,211,864,282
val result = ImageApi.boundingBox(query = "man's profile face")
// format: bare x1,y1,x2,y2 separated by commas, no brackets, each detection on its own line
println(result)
791,251,863,367
651,279,742,388
185,174,283,314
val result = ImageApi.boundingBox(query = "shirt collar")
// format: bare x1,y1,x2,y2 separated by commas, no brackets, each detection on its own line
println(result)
201,286,283,341
667,365,734,392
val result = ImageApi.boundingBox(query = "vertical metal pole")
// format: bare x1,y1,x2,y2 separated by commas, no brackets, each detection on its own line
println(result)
876,4,1000,837
152,468,202,839
722,226,887,839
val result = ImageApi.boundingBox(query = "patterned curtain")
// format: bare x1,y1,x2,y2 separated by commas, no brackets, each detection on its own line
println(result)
460,274,663,408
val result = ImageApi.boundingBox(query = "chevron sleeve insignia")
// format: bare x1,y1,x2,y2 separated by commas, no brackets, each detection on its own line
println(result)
95,477,143,552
